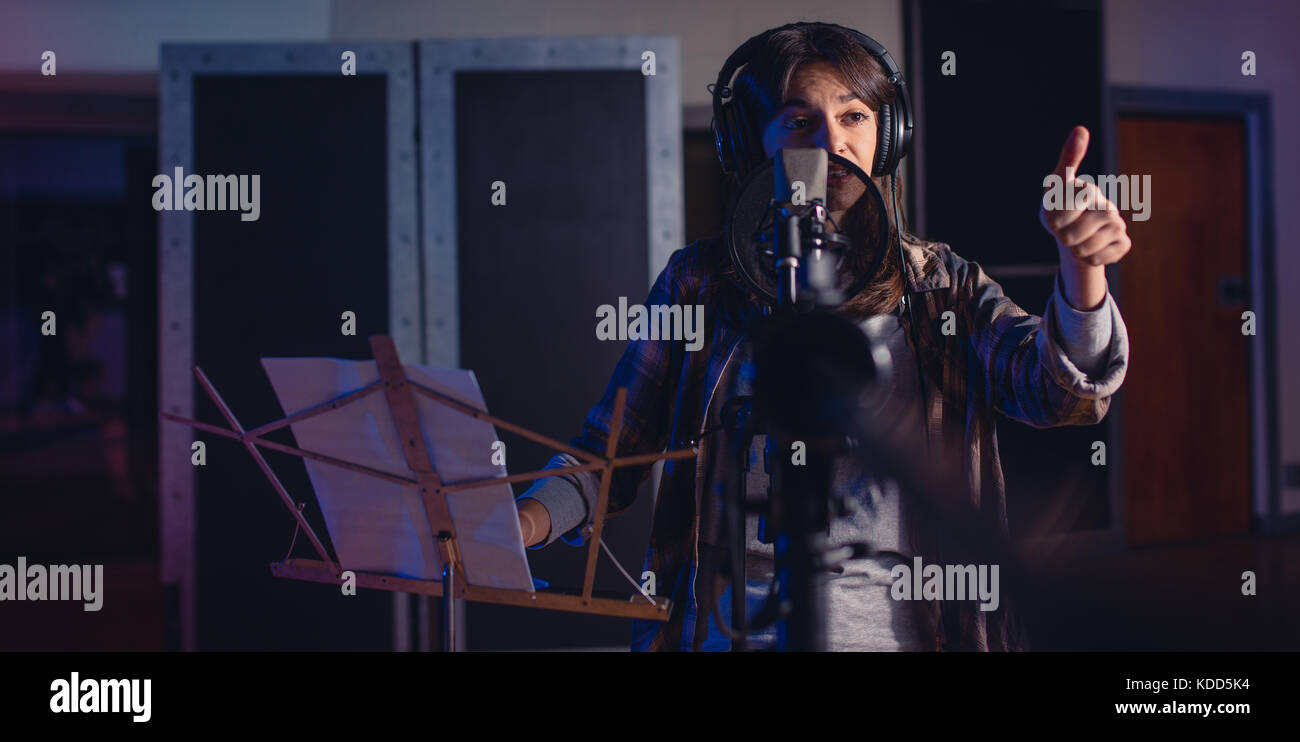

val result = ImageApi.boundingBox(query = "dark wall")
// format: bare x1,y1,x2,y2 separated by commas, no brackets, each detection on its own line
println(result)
913,0,1110,537
193,75,392,649
454,69,654,649
917,0,1105,262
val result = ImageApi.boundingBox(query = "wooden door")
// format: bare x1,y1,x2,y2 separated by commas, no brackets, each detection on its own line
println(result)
1117,115,1251,545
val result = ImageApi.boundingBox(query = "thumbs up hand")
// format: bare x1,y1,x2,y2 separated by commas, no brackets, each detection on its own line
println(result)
1039,126,1132,310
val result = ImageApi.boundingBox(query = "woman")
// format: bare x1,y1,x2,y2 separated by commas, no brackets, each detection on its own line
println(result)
515,22,1130,651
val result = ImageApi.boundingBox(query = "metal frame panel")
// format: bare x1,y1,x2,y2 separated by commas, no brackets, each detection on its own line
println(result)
417,35,683,369
158,41,418,651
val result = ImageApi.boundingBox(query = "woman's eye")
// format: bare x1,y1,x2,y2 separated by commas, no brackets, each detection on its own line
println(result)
845,111,871,124
784,117,809,130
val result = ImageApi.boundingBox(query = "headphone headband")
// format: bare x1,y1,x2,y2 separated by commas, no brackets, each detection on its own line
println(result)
711,22,913,179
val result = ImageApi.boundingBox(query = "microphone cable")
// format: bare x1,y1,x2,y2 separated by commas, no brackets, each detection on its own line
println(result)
892,171,933,454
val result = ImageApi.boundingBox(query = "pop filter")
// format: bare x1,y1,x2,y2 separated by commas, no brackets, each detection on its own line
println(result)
724,152,891,307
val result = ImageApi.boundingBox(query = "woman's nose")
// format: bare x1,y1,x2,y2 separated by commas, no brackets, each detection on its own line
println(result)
813,123,847,155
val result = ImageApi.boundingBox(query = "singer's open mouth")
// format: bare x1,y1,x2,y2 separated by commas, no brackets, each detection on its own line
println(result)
828,165,851,185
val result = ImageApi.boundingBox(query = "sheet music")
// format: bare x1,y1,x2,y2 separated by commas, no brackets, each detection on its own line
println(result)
260,357,534,591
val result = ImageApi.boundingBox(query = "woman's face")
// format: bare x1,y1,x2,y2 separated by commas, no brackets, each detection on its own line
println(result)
760,60,876,217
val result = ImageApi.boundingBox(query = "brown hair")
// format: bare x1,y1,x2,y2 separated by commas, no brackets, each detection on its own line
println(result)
723,23,921,318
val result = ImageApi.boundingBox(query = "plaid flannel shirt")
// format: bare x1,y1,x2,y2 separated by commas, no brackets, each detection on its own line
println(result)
527,234,1128,651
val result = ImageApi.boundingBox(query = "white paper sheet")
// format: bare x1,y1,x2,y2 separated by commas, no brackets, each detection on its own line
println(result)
260,357,533,591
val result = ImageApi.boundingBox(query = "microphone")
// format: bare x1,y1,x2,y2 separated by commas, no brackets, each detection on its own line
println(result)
723,149,888,309
774,148,828,204
773,149,839,307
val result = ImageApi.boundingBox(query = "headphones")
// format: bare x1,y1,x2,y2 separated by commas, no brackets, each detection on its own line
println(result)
710,22,914,180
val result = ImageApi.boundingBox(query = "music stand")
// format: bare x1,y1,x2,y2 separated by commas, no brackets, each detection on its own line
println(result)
161,334,689,650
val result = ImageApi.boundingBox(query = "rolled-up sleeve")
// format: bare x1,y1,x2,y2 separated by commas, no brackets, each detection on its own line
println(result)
516,453,601,548
1047,269,1117,380
1036,267,1128,402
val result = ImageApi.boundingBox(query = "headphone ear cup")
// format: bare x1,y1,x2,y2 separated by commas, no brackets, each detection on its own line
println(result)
873,101,895,177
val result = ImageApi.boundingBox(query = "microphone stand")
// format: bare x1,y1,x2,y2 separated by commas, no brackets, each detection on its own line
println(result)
767,197,841,651
715,152,889,652
717,198,847,651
